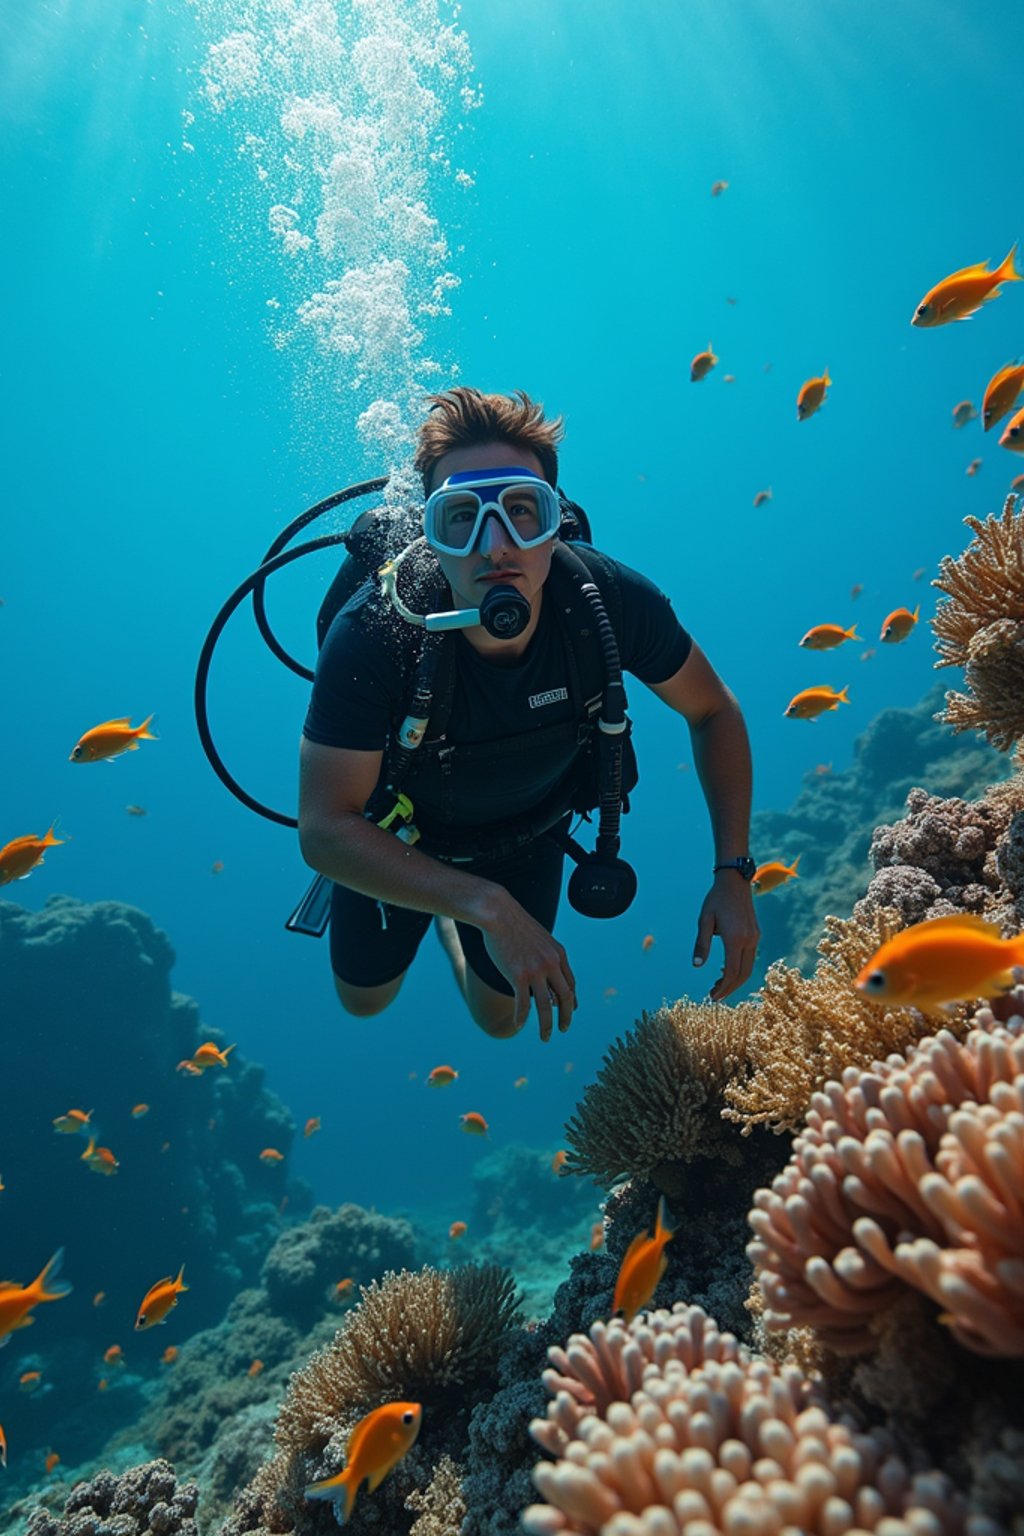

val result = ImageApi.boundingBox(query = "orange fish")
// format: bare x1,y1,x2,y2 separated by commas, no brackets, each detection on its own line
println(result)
881,604,920,643
211,860,224,875
303,1117,321,1138
247,1359,264,1377
785,685,849,720
799,623,859,651
589,1222,605,1252
45,1451,60,1475
0,826,65,885
603,987,618,999
551,1150,567,1174
0,1423,6,1467
161,1346,179,1365
752,855,801,894
710,179,728,197
93,1291,106,1308
612,1195,675,1322
335,1278,355,1301
190,1041,235,1072
912,567,927,581
135,1265,188,1330
982,364,1024,431
850,583,863,600
103,1345,124,1366
513,1076,528,1089
642,934,655,952
176,1059,202,1076
856,914,1024,1010
259,1148,284,1163
448,1221,467,1240
81,1136,119,1176
814,762,832,776
19,1371,42,1392
999,406,1024,453
53,1108,92,1135
723,374,736,384
97,1378,109,1391
427,1065,458,1088
69,716,157,764
1011,473,1024,491
460,1112,488,1137
304,1402,423,1519
966,457,983,476
690,343,718,382
797,370,830,421
131,1104,150,1119
912,245,1021,327
951,399,978,429
752,488,772,508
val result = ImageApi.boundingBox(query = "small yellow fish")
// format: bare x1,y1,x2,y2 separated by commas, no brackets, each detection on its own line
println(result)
752,487,772,508
427,1065,458,1088
912,245,1021,327
131,1104,150,1120
752,855,800,894
305,1402,423,1520
612,1195,675,1322
259,1148,284,1164
53,1108,92,1135
80,1136,119,1177
460,1112,488,1137
999,406,1024,454
880,605,920,644
0,826,65,886
70,716,157,764
982,364,1024,432
135,1266,188,1330
784,685,849,720
799,623,859,651
0,1251,71,1347
951,399,978,429
856,914,1024,1010
710,179,728,197
797,369,830,421
690,343,718,383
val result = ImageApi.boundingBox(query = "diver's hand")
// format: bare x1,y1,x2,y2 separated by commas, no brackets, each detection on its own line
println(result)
692,875,760,1001
480,898,577,1042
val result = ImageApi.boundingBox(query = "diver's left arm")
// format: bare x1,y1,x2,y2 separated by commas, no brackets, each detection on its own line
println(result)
647,642,760,1001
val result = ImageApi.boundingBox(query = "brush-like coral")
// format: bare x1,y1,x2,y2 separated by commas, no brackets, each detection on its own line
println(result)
747,1004,1024,1357
723,910,947,1135
523,1304,993,1535
562,1001,755,1184
932,496,1024,752
276,1264,520,1460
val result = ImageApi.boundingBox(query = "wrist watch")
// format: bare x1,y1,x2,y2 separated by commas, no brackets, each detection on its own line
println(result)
713,857,757,881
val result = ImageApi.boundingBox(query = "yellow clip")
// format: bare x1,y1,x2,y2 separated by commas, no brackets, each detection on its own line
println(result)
377,794,416,834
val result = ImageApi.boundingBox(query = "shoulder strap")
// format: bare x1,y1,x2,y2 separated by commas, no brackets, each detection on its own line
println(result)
547,542,624,718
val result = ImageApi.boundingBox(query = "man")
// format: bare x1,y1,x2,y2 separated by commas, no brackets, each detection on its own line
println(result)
299,388,759,1041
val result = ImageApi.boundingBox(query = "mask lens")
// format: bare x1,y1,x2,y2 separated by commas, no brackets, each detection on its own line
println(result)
435,493,483,550
499,486,543,542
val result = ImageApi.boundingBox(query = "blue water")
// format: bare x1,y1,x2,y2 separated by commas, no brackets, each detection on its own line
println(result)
3,0,1019,1233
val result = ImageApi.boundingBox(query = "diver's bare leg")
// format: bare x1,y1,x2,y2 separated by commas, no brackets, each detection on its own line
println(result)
333,971,407,1017
433,916,521,1038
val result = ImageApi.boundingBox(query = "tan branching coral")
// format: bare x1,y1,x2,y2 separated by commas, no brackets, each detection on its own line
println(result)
275,1264,520,1459
405,1454,467,1535
563,1001,755,1183
723,910,950,1135
523,1304,991,1535
932,495,1024,751
748,1004,1024,1357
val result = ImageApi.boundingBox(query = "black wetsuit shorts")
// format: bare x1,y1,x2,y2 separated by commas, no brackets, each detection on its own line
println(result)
329,828,567,995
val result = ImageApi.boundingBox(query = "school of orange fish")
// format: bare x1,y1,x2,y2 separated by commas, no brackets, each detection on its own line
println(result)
3,241,1024,1509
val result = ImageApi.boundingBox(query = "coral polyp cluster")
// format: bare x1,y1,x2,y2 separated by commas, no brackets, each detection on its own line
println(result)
748,1006,1024,1356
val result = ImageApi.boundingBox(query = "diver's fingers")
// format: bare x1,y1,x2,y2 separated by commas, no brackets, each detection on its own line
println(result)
513,981,532,1030
534,982,554,1044
552,973,575,1034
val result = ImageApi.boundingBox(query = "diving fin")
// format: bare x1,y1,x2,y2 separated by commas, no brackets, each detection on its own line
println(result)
285,874,333,938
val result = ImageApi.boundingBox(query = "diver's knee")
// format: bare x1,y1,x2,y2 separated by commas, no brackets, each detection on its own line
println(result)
472,1009,523,1039
464,978,522,1038
333,972,404,1018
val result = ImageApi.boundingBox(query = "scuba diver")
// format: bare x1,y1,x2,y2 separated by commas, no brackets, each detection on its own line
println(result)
297,387,760,1042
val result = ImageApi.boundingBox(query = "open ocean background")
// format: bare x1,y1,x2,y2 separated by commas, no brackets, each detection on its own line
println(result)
2,0,1021,1235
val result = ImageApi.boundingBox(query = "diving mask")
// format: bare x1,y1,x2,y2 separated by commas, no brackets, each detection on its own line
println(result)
423,466,562,556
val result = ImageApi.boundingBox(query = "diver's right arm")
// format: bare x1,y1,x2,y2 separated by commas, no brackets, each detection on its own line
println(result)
297,738,576,1034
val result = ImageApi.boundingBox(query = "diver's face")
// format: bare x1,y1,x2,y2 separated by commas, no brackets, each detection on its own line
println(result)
427,440,556,616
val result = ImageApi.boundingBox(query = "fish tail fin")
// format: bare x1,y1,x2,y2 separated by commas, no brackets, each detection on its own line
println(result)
41,823,65,847
845,626,861,640
81,1136,96,1161
223,1044,236,1058
175,1264,189,1292
912,604,920,623
997,242,1022,283
304,1467,354,1520
823,367,831,384
34,1249,72,1303
837,685,850,703
655,1193,675,1244
1010,931,1024,969
790,854,801,876
136,715,159,741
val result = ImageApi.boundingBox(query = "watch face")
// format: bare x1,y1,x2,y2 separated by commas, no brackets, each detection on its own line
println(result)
738,856,757,881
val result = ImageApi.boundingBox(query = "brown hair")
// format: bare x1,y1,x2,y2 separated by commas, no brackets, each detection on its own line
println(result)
414,387,565,493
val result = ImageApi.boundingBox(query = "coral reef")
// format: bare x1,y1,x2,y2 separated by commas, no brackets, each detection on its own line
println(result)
261,1204,416,1326
933,496,1024,752
523,1304,993,1535
562,1001,756,1184
0,896,306,1472
23,1460,199,1536
405,1454,467,1535
750,684,1008,974
747,1002,1024,1357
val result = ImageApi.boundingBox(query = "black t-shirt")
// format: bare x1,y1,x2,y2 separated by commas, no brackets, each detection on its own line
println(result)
303,551,692,832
